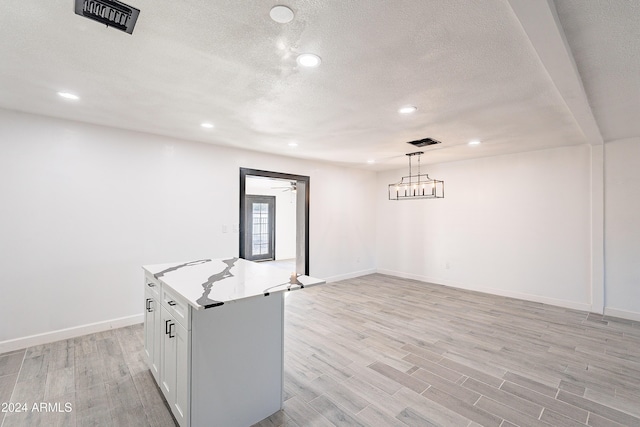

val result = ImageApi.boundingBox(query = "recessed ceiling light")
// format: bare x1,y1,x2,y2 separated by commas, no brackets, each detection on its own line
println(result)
270,5,294,23
296,53,321,67
288,142,298,147
468,140,481,146
367,159,375,164
201,123,215,129
398,106,417,114
58,92,79,100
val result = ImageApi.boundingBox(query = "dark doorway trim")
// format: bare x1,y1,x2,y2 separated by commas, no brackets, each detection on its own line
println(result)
239,168,310,275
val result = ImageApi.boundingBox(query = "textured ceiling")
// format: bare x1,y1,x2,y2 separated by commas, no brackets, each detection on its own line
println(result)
0,1,636,169
554,0,640,143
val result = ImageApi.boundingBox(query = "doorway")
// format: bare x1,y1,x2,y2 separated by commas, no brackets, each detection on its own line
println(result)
239,168,310,275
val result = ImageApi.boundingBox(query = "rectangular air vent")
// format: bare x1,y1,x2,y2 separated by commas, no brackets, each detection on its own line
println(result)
74,0,140,34
406,138,442,147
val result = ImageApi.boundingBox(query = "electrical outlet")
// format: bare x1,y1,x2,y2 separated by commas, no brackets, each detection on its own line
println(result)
445,262,450,269
222,225,228,233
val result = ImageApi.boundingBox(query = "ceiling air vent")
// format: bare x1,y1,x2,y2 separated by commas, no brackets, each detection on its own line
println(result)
74,0,140,34
406,137,442,148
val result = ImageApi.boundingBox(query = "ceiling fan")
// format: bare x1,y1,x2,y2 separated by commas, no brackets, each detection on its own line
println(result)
271,181,297,193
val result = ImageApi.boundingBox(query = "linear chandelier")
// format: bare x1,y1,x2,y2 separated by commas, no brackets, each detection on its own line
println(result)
388,151,444,200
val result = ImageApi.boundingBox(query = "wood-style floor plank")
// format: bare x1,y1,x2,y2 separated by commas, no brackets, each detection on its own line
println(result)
1,274,639,426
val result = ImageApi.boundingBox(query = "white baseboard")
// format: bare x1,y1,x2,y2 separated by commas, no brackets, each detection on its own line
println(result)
376,269,592,312
604,307,640,322
0,314,144,354
324,268,377,283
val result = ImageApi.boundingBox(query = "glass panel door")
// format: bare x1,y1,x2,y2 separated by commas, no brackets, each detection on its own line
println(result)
245,195,275,261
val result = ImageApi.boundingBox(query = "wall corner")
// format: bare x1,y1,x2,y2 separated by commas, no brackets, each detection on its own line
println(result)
590,144,605,313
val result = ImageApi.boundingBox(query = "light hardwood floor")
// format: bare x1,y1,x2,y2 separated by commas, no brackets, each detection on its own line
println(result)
1,274,639,426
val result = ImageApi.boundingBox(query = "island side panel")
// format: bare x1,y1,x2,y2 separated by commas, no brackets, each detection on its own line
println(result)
190,293,284,427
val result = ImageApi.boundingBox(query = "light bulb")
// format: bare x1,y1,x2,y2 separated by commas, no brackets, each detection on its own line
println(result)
398,106,417,114
58,92,79,100
297,53,321,67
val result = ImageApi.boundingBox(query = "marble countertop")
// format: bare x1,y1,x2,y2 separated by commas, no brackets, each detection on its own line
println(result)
143,257,325,310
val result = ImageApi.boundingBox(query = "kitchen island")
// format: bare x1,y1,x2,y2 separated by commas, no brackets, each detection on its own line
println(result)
142,257,325,427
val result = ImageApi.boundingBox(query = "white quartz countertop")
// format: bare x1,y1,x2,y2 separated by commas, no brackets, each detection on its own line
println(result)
143,257,325,310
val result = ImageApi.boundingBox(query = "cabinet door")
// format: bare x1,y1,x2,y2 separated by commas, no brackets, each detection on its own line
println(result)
160,307,189,427
160,307,177,407
174,321,189,426
143,293,160,382
152,303,161,382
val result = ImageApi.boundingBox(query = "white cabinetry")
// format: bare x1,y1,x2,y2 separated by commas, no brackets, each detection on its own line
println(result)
143,275,190,427
142,259,324,427
159,305,189,427
143,278,284,427
143,278,161,383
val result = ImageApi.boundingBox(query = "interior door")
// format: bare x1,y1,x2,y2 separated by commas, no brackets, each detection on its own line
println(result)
245,195,276,261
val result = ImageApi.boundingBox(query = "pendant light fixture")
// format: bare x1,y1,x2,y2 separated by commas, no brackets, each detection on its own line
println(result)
388,151,444,200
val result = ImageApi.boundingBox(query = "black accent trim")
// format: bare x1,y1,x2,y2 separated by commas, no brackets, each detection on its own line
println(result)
406,138,441,147
204,302,225,309
239,168,310,275
74,0,141,34
262,273,306,294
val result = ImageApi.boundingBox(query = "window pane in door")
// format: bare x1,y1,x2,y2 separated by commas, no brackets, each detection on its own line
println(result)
253,203,268,255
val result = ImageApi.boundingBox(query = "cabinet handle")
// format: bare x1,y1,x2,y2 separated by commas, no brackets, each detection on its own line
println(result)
147,282,155,287
146,298,153,312
165,319,171,335
168,322,175,339
168,301,177,306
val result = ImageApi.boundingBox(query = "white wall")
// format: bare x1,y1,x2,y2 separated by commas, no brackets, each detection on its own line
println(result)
376,145,592,310
5,105,636,348
0,109,377,347
604,138,640,320
245,177,297,260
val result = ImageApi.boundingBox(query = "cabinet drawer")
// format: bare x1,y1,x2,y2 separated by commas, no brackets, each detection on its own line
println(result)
162,285,191,330
144,273,161,299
